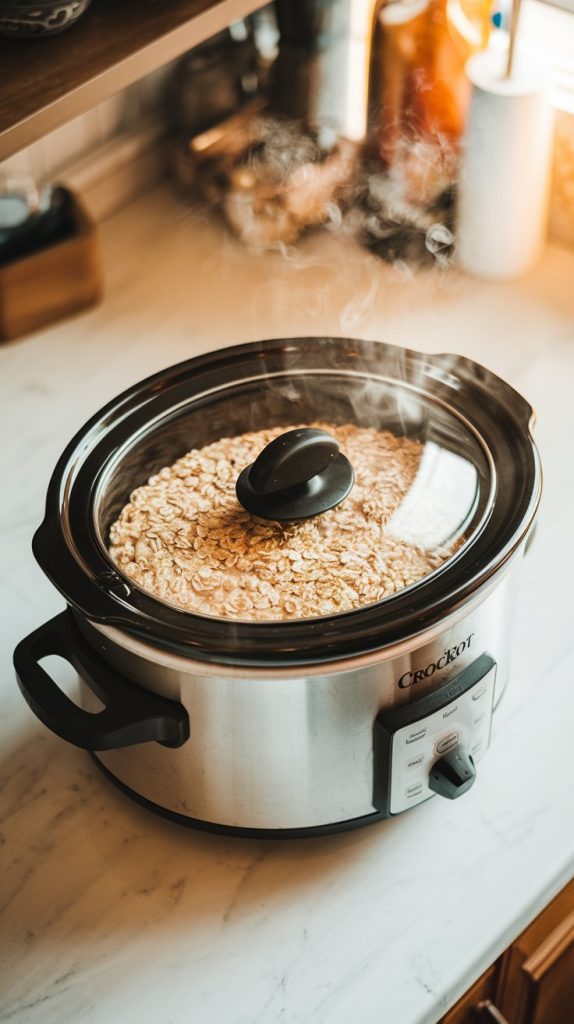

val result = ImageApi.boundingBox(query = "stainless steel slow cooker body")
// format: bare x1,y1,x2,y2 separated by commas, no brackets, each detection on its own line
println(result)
14,337,541,837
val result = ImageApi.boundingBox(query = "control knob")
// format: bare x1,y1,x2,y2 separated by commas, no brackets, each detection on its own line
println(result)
428,748,476,800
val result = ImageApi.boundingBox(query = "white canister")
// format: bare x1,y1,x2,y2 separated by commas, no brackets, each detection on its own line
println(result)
457,48,554,280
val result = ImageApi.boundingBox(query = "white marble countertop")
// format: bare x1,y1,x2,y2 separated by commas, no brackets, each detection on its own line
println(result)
1,188,574,1024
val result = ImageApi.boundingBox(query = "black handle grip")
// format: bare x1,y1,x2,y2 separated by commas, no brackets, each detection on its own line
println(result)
13,610,189,751
236,427,354,521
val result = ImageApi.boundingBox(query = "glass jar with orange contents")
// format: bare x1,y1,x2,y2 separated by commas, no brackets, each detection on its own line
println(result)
356,0,491,264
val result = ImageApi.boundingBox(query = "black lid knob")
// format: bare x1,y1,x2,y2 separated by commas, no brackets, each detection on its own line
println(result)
236,427,354,521
428,748,476,800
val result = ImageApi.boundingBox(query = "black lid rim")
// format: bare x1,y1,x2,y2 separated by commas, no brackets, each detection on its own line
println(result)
32,337,541,667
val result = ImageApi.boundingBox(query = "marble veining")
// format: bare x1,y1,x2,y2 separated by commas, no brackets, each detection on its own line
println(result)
1,187,573,1023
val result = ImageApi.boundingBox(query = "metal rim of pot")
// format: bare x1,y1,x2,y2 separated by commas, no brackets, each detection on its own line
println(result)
32,337,541,667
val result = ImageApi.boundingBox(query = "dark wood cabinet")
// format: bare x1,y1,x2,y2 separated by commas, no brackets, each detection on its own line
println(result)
441,965,498,1023
496,880,574,1024
440,879,574,1024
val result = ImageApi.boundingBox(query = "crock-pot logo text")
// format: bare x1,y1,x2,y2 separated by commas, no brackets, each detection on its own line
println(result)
397,634,475,689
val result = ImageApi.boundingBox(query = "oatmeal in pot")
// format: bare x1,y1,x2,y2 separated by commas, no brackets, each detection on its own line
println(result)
108,423,459,621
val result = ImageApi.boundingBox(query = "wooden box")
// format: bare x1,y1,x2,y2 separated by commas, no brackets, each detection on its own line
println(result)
0,191,103,341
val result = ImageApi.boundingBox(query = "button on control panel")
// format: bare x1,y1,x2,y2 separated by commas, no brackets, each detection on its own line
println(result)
435,732,459,755
373,653,496,816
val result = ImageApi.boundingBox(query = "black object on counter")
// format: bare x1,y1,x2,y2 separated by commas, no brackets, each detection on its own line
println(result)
0,185,75,267
171,19,261,136
236,427,355,521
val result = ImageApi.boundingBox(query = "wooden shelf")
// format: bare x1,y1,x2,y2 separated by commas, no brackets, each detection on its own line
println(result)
0,0,265,161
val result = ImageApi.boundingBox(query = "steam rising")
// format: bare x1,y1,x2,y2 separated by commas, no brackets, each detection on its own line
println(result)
175,0,469,275
185,112,457,273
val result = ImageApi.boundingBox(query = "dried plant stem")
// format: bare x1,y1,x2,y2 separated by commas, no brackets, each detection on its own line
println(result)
506,0,522,78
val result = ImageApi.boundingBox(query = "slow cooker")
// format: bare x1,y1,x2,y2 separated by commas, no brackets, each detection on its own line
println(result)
13,337,541,837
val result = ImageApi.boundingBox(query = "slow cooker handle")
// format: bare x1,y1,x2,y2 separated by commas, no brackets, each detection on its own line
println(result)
13,610,190,751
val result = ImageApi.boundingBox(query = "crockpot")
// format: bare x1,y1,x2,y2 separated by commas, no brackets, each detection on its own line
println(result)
13,337,541,837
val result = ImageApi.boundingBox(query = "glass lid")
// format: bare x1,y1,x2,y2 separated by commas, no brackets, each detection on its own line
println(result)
35,337,539,666
97,369,491,624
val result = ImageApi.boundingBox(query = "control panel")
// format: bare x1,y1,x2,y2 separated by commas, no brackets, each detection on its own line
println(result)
373,653,496,816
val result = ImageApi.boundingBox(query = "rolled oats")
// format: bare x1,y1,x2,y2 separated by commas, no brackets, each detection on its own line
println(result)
108,423,460,621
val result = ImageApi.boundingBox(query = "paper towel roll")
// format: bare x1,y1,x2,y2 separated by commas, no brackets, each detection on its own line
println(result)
457,49,554,280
